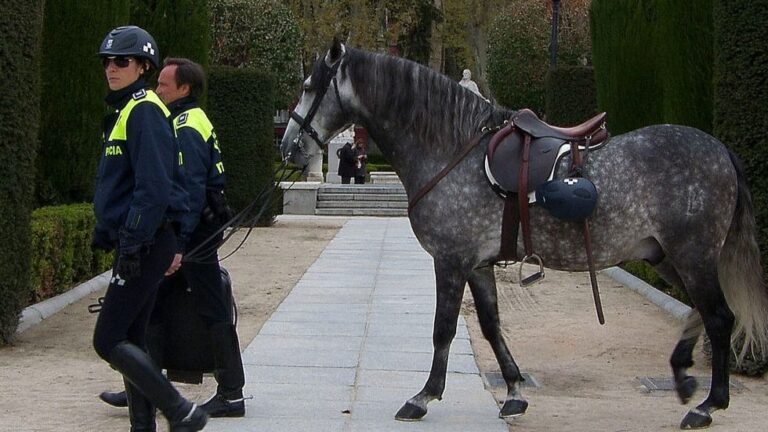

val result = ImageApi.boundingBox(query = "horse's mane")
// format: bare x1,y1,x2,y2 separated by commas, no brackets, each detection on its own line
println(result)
339,47,512,152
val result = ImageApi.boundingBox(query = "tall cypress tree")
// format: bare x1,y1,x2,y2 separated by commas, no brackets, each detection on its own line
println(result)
0,0,44,343
37,0,131,205
131,0,210,70
590,0,713,135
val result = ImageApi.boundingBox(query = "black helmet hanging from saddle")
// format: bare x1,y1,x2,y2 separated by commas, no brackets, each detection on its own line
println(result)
535,177,598,222
98,25,160,71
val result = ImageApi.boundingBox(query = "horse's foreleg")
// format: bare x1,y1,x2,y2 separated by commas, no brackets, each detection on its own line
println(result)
395,259,466,421
467,266,528,418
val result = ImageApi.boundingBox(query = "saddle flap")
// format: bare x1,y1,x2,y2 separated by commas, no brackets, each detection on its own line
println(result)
486,131,567,195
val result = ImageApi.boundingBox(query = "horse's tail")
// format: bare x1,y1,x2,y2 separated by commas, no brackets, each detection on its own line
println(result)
718,149,768,360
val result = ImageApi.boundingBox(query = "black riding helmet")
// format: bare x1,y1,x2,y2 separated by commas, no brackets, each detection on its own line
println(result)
98,26,160,70
535,177,598,222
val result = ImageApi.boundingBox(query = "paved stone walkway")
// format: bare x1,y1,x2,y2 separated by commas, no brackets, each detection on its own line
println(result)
205,217,507,432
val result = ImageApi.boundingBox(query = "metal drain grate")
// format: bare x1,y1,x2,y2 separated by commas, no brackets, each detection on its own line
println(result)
637,376,745,392
482,372,541,389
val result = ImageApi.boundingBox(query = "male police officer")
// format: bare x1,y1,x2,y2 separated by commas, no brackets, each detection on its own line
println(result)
100,57,245,418
156,57,245,418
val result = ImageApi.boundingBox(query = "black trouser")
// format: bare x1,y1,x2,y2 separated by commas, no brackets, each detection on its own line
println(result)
93,227,192,430
93,226,176,359
155,220,245,399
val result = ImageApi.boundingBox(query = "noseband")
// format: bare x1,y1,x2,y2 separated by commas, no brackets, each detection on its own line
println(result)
289,57,346,157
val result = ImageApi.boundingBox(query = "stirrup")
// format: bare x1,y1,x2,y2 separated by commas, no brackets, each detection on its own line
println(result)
519,254,545,287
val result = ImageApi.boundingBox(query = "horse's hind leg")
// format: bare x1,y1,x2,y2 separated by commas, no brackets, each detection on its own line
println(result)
654,260,703,405
661,260,734,429
395,259,466,421
467,265,528,418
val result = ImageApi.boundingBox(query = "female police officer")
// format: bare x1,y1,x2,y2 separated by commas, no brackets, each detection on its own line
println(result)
91,26,207,432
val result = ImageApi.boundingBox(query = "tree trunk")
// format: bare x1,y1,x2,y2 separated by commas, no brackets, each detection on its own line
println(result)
429,0,444,71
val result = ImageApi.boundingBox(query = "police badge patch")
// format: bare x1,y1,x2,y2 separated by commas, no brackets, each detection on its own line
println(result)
132,89,147,100
177,113,189,125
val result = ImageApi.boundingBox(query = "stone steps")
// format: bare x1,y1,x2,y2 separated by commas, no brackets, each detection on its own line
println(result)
316,181,408,216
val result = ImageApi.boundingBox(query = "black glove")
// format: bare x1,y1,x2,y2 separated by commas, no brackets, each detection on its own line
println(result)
91,229,115,252
116,251,141,281
206,189,235,226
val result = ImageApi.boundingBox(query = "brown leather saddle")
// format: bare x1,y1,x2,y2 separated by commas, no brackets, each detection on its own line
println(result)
486,109,608,197
487,109,609,324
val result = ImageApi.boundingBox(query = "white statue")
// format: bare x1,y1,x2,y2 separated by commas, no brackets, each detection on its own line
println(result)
459,69,489,103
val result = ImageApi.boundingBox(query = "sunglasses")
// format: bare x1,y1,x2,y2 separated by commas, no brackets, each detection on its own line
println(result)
102,56,135,69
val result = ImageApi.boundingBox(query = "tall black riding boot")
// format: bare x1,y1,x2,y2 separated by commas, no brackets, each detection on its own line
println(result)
99,325,166,409
108,341,208,431
201,323,246,417
124,378,156,432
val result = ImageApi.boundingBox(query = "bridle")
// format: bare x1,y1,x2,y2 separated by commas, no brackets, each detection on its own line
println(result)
287,54,347,160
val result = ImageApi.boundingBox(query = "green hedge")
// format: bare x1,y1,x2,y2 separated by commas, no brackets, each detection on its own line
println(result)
487,0,549,111
0,0,43,343
713,0,768,273
209,0,303,108
712,0,768,377
544,66,598,126
590,0,713,135
36,1,130,206
29,204,112,306
207,67,277,226
130,0,210,70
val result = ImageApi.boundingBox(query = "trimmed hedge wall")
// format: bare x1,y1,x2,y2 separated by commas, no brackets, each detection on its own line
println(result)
544,66,598,126
29,204,112,306
712,0,768,376
590,0,713,135
36,1,130,206
0,0,43,343
713,0,768,271
207,67,277,226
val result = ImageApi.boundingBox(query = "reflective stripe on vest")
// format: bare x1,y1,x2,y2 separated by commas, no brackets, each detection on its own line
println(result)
108,90,170,142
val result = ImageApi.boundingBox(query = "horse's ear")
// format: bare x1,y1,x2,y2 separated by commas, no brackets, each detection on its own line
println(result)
325,37,345,66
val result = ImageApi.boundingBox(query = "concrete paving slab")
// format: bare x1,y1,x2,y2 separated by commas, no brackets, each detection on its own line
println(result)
213,217,506,432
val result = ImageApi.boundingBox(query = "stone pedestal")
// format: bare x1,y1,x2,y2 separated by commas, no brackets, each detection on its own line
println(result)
279,182,321,215
326,126,356,184
305,153,324,182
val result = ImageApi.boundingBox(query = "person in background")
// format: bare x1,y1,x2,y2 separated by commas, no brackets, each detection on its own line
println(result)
336,141,357,184
91,25,207,432
354,140,367,184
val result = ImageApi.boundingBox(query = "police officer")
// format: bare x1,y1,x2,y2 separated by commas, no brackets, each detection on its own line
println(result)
100,57,246,417
91,26,207,432
157,57,245,417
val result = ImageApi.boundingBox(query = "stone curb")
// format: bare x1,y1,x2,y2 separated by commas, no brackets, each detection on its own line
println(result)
16,270,111,334
601,266,691,321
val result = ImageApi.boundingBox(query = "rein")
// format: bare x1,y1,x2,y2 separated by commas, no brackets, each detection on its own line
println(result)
408,128,498,214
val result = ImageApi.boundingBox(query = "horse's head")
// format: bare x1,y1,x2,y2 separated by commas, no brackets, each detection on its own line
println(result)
280,39,353,168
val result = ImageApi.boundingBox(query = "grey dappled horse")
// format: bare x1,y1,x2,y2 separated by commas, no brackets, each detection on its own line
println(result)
280,41,768,429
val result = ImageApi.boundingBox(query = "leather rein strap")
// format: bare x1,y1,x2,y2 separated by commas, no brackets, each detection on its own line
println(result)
408,129,496,214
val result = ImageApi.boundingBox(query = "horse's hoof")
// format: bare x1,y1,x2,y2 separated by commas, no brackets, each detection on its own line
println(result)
676,376,698,404
395,402,427,421
680,409,712,429
499,399,528,418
